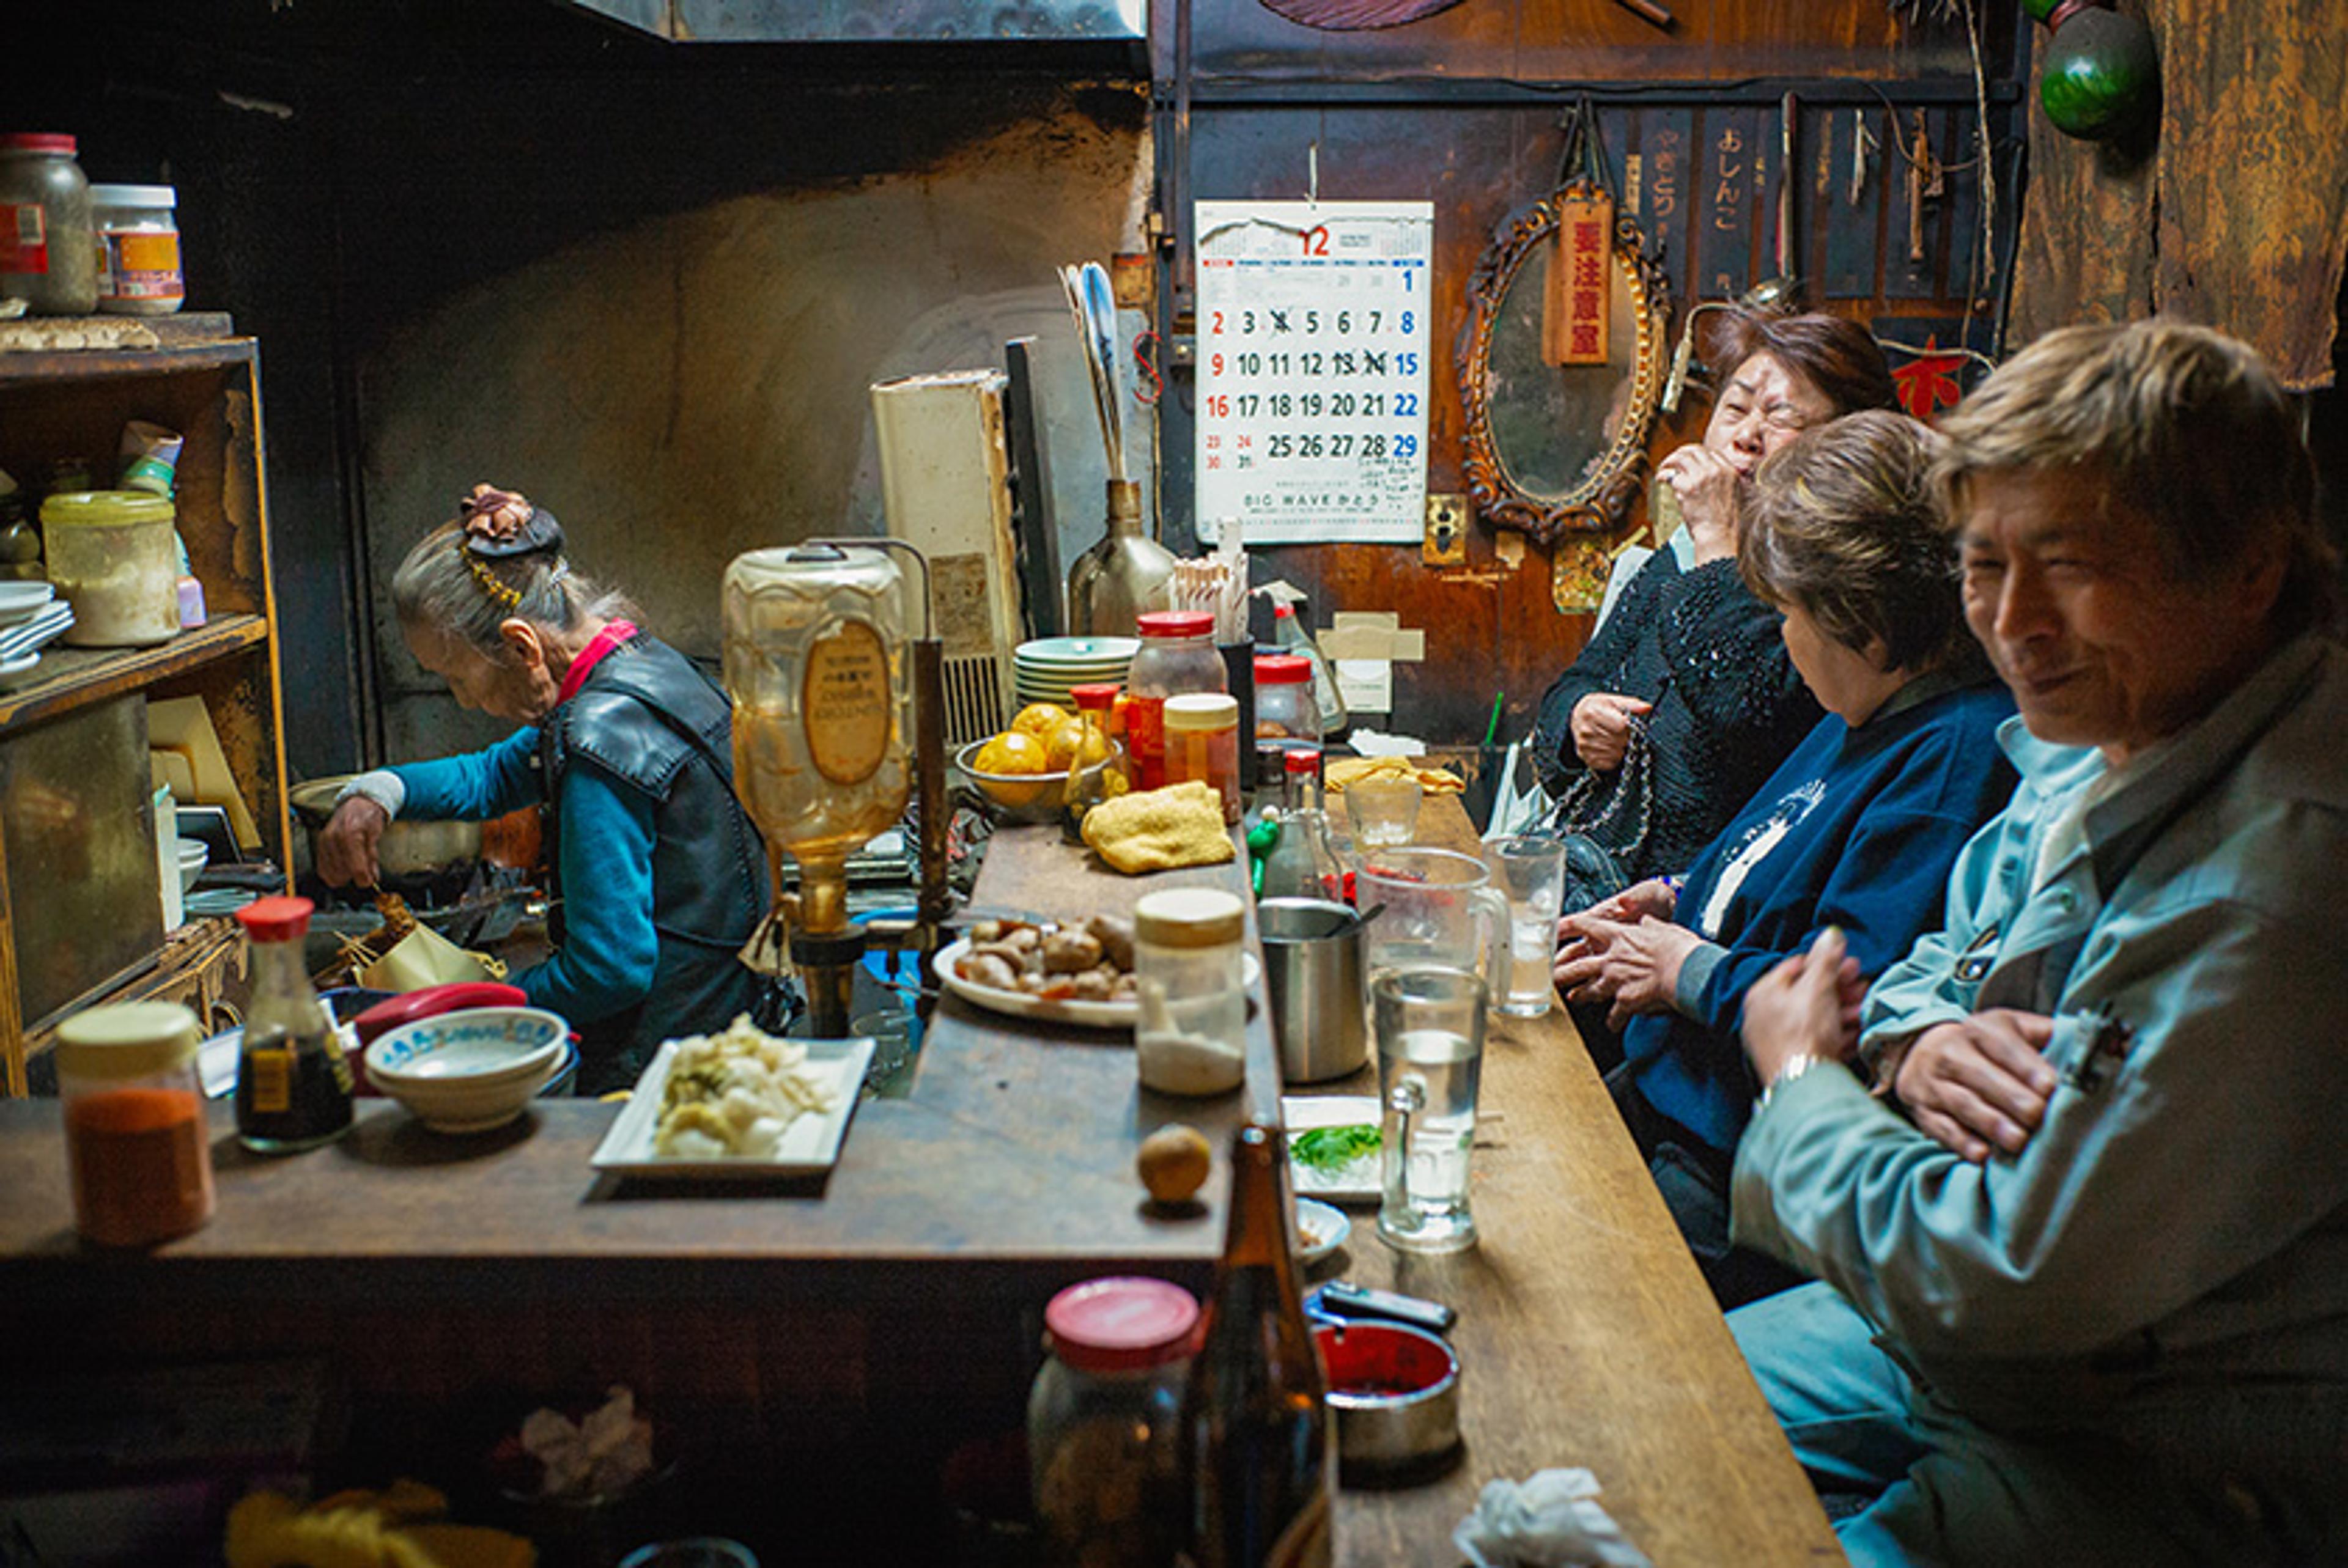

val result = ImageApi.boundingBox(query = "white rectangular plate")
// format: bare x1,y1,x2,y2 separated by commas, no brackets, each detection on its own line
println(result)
1282,1093,1383,1205
590,1036,876,1179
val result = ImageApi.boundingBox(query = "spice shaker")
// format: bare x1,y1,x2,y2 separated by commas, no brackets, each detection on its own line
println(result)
1133,888,1247,1097
56,1000,215,1248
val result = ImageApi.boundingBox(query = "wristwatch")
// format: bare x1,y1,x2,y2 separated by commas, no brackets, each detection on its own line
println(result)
1755,1051,1830,1114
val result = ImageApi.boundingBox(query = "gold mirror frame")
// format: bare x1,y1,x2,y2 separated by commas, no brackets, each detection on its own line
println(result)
1456,183,1672,545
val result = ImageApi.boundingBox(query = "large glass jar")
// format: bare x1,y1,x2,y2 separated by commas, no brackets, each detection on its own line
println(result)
0,133,96,316
722,543,915,937
41,489,179,647
1163,692,1241,825
1124,611,1224,792
56,1000,215,1247
1133,888,1246,1097
1028,1275,1199,1568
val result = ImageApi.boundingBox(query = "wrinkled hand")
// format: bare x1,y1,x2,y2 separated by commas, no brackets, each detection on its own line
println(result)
1894,1010,2059,1163
1552,913,1703,1031
1554,877,1676,941
316,795,388,888
1743,928,1864,1084
1656,442,1748,562
1570,691,1653,772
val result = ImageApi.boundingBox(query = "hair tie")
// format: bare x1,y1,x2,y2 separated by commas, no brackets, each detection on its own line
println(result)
454,481,566,614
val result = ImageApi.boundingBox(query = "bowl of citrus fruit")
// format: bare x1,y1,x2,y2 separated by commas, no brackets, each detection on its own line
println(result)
957,702,1125,823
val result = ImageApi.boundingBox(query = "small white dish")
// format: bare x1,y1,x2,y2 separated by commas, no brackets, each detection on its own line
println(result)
591,1036,875,1179
0,651,38,688
1295,1197,1351,1265
0,582,54,625
366,1006,572,1133
175,836,209,894
1284,1094,1384,1204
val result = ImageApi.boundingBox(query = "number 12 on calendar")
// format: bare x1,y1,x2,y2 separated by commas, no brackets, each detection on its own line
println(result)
1194,200,1434,545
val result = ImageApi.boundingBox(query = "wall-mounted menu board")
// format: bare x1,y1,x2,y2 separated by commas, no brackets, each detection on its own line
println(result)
1193,199,1433,545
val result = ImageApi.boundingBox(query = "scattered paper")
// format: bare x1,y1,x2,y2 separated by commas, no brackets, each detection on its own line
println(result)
1454,1468,1652,1568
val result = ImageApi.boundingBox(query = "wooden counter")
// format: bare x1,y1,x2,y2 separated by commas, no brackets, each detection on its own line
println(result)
0,806,1836,1566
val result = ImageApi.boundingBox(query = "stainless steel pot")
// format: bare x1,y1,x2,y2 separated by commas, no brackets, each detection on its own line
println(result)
1315,1320,1462,1481
289,775,481,877
1258,896,1368,1083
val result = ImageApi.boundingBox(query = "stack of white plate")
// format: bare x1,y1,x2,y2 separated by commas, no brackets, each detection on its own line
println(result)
0,581,67,687
1013,635,1139,710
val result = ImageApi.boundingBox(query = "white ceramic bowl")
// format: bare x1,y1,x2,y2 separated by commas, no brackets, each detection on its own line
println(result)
364,1006,571,1133
175,836,209,894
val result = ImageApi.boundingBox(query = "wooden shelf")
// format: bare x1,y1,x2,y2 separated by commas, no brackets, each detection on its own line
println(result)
0,312,252,386
0,613,270,738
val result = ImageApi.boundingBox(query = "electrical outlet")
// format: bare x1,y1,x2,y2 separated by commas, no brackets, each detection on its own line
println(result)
1423,493,1468,566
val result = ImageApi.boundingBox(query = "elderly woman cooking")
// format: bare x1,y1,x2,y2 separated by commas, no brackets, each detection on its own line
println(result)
318,484,769,1094
1554,412,2018,1306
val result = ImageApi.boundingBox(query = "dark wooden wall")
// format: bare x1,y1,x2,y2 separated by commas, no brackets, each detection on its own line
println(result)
1151,0,2029,746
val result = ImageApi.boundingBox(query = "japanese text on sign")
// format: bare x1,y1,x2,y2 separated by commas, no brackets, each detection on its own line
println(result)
1194,201,1434,545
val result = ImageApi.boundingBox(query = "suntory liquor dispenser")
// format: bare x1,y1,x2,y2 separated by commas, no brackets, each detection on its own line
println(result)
723,538,951,1039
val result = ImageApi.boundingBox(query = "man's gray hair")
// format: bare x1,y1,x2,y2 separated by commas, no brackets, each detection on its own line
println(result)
1932,318,2336,637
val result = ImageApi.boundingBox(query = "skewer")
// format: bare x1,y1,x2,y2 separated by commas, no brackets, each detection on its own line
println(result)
1609,0,1673,29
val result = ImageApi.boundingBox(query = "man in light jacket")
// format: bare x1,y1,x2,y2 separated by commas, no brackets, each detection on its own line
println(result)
1724,318,2348,1567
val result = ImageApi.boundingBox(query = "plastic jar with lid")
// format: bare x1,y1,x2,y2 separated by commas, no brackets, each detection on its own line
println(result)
56,1000,216,1248
0,134,97,315
1162,691,1241,825
1027,1275,1199,1568
90,184,183,315
1252,653,1320,786
1124,610,1225,792
1133,888,1247,1097
40,490,180,647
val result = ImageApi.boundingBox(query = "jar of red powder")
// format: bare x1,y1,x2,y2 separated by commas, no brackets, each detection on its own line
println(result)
55,1000,215,1248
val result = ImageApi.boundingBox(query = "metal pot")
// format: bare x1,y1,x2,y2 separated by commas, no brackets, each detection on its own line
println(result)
1315,1320,1462,1483
289,775,481,877
1258,897,1368,1083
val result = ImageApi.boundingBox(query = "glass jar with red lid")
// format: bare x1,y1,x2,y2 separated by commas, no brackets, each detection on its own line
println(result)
1123,610,1225,792
1027,1275,1200,1568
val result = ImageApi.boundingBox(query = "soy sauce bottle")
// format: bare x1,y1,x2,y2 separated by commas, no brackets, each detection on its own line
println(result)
1177,1121,1332,1568
233,896,353,1153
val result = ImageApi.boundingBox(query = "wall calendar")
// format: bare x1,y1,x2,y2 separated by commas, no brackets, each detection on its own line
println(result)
1193,199,1434,545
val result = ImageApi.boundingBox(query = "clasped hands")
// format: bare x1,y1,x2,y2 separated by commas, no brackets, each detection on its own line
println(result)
1742,930,2060,1164
1552,879,1700,1032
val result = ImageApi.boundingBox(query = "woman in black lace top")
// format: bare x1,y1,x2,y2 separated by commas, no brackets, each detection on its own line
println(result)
1532,311,1898,894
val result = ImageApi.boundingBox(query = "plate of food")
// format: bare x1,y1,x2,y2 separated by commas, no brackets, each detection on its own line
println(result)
1284,1094,1384,1204
1294,1197,1351,1265
936,915,1261,1029
590,1016,874,1179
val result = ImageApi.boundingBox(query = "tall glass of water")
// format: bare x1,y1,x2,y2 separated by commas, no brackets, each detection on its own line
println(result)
1373,966,1486,1255
1487,834,1567,1018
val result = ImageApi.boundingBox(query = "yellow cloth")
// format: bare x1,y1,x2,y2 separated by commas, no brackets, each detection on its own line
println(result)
360,921,508,992
1323,755,1465,795
226,1482,534,1568
1080,781,1237,874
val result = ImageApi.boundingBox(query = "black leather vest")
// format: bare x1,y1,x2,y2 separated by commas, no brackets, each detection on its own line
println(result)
537,634,769,1092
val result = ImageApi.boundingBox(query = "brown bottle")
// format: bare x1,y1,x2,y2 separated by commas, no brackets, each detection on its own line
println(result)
1178,1121,1332,1568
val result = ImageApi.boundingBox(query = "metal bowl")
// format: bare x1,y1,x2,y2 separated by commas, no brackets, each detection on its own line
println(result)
290,775,482,876
953,739,1117,826
1315,1319,1463,1484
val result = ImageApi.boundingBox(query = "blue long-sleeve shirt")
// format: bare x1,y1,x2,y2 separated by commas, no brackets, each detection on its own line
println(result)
1623,677,2019,1155
391,727,659,1030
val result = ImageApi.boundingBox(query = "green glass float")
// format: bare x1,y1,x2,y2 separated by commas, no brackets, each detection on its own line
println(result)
2033,0,2160,141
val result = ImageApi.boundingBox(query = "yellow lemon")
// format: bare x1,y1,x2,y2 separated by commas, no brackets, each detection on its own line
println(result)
1044,718,1091,771
1011,701,1071,739
1138,1124,1213,1204
974,730,1048,777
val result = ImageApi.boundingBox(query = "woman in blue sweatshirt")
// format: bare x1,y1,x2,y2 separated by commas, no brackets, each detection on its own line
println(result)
317,484,769,1094
1553,411,2017,1305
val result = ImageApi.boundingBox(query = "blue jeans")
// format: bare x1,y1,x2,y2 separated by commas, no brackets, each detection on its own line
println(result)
1729,1285,2305,1568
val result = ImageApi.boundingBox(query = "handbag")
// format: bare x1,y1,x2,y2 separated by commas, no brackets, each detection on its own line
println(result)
1542,714,1656,916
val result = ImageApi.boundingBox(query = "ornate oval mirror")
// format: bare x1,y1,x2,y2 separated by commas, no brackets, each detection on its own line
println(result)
1457,186,1671,544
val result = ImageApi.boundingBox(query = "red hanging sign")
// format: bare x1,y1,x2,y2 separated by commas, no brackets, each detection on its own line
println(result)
1545,190,1614,367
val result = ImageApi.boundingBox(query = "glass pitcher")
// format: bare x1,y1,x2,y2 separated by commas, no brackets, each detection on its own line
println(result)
1353,847,1510,999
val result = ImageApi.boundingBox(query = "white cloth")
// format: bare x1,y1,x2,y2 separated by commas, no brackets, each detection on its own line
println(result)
336,768,407,818
1453,1468,1652,1568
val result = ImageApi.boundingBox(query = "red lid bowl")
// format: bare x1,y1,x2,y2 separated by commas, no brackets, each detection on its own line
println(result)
1135,610,1214,639
235,894,315,943
1044,1276,1200,1374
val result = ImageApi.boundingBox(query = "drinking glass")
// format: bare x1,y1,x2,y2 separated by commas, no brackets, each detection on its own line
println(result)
1353,847,1510,999
1373,966,1486,1255
1346,775,1423,851
1486,834,1568,1018
618,1543,759,1568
